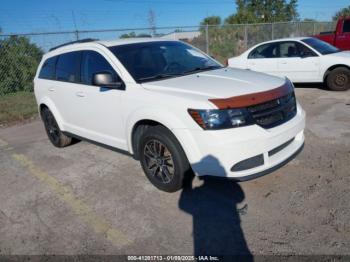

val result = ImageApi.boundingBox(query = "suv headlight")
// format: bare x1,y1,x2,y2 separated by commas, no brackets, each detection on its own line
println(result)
188,108,252,130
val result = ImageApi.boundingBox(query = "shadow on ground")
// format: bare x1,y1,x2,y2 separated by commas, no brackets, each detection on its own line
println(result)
294,83,327,90
178,156,253,259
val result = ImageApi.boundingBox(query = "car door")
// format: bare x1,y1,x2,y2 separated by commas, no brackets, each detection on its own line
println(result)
73,50,126,150
53,51,83,128
246,42,279,76
276,41,320,82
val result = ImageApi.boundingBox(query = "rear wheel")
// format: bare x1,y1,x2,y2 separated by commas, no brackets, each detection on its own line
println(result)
326,67,350,91
139,125,191,192
41,107,73,147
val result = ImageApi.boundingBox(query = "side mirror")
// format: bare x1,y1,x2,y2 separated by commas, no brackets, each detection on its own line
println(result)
93,72,124,89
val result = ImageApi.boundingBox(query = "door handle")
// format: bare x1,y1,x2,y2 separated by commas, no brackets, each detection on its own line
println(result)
48,87,55,92
280,61,288,64
75,92,86,97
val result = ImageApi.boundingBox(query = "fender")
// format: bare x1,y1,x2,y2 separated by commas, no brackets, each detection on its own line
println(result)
323,64,350,80
38,96,65,131
125,106,189,154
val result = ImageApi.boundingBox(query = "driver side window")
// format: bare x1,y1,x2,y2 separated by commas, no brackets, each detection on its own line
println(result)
81,51,120,86
248,43,279,59
296,42,317,57
278,41,317,58
279,42,299,58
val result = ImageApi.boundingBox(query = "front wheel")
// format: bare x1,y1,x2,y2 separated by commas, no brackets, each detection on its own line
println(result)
326,67,350,91
139,126,191,192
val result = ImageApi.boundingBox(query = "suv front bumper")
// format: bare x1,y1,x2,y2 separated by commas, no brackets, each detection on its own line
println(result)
173,104,305,180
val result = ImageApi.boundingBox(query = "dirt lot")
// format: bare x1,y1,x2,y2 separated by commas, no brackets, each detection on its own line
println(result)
0,87,349,257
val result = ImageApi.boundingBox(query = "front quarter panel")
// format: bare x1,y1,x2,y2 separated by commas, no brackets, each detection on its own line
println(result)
125,105,197,153
123,85,211,158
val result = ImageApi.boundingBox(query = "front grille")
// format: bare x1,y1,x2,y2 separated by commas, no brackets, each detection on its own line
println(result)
247,92,297,129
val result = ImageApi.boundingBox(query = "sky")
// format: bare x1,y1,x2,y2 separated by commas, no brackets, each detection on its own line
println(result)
0,0,349,34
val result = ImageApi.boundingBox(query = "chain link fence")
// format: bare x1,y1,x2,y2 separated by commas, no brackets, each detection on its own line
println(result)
0,21,335,96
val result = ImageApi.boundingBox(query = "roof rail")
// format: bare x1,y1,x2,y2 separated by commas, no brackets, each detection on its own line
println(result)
49,38,98,51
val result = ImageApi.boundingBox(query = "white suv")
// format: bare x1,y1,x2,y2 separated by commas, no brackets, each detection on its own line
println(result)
34,38,305,192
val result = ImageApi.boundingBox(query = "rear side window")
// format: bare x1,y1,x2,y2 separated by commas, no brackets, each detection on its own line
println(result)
39,56,57,80
56,51,81,82
279,42,299,57
81,51,119,85
343,20,350,33
248,43,279,59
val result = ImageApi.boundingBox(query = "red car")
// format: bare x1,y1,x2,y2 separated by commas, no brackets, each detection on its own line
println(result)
314,17,350,50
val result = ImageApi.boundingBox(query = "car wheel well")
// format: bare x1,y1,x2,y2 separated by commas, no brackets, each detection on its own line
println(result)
324,65,350,81
39,104,49,117
131,120,166,160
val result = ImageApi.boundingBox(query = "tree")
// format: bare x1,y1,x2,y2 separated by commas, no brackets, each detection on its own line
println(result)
119,32,151,38
0,36,43,95
333,5,350,21
303,18,317,22
225,0,299,24
200,16,222,26
120,32,137,38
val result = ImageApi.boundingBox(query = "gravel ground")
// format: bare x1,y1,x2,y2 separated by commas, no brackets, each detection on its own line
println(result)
0,87,349,258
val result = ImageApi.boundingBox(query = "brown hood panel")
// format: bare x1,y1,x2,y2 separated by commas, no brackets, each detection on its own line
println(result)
209,82,293,109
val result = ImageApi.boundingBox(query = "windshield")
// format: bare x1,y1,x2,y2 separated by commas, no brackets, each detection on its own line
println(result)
302,38,340,55
109,41,222,83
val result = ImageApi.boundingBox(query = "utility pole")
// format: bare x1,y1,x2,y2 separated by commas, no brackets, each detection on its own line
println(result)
148,9,156,37
71,11,79,40
205,24,209,54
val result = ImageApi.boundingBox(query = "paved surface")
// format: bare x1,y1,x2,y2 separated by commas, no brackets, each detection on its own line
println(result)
0,87,349,256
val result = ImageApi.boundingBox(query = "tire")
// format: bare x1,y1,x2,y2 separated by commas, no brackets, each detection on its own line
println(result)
139,125,191,192
326,67,350,91
41,107,73,148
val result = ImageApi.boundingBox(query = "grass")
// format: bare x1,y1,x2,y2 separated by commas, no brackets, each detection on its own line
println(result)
0,92,38,126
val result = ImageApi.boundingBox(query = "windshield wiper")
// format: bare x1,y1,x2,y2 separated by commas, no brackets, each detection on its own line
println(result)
138,73,182,82
138,66,222,82
183,65,222,75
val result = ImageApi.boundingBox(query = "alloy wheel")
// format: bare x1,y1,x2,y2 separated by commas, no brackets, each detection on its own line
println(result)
43,111,60,144
143,139,175,184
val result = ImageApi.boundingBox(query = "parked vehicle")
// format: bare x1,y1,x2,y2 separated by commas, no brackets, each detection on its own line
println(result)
314,17,350,50
228,37,350,91
34,38,305,192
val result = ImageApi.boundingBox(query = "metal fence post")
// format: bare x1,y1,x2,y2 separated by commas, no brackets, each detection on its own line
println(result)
205,24,209,54
244,24,248,50
75,30,79,41
313,22,316,35
271,23,274,40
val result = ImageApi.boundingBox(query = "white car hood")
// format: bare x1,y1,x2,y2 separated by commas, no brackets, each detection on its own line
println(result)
142,68,286,99
326,51,350,59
